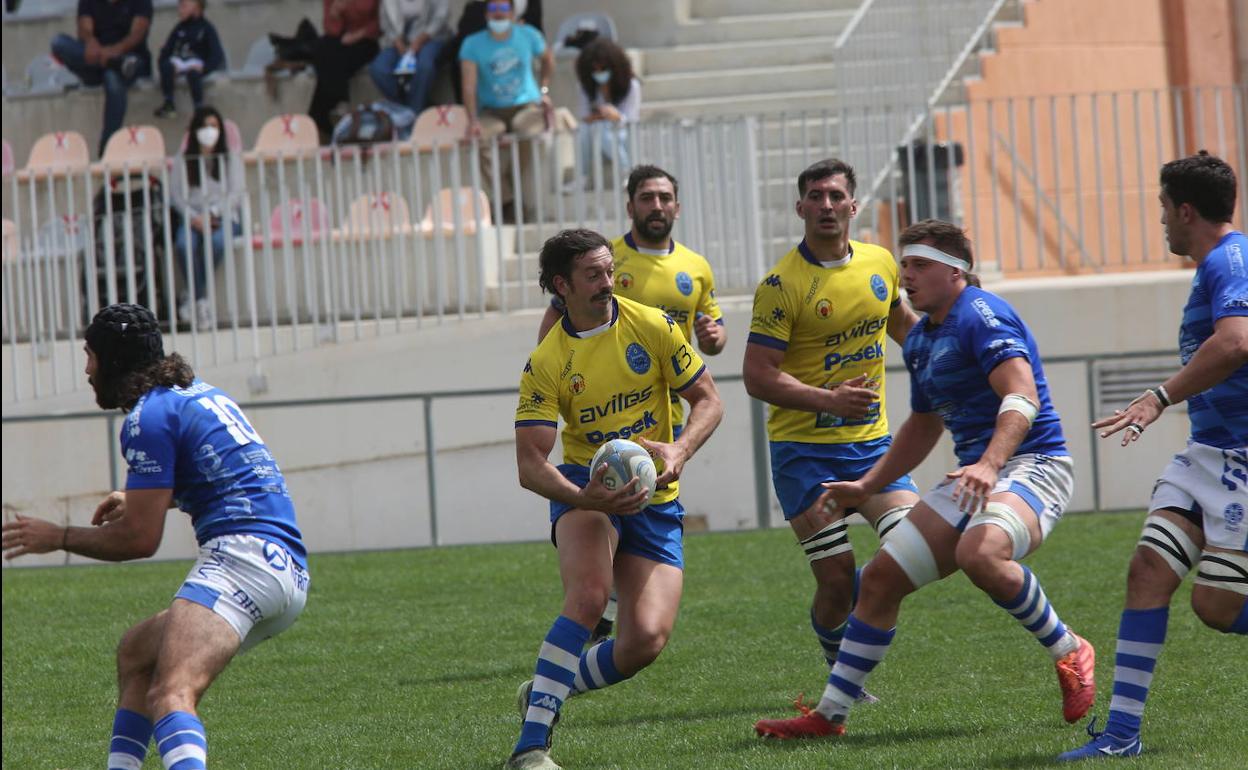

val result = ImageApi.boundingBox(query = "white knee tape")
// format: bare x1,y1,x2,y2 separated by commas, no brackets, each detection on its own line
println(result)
1139,514,1201,580
873,505,911,543
801,519,851,563
880,517,939,589
966,501,1032,561
1194,551,1248,596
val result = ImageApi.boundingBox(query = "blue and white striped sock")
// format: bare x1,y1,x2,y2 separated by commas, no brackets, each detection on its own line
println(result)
515,615,591,755
995,565,1077,660
571,638,631,694
153,711,206,770
1104,607,1168,738
816,614,895,722
108,708,152,770
811,609,847,669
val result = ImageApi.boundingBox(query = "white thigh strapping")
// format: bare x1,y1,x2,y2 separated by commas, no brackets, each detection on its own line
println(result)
880,516,940,589
1193,550,1248,596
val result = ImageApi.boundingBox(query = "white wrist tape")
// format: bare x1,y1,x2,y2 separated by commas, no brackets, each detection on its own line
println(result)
999,393,1039,427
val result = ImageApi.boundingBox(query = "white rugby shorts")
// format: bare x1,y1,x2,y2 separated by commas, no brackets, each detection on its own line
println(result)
1150,441,1248,551
175,534,309,653
924,453,1075,540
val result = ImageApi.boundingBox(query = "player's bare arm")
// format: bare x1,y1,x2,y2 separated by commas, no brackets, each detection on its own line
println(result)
3,488,171,562
821,410,944,511
516,424,649,514
743,342,877,418
1094,315,1248,444
537,304,562,342
639,372,723,487
947,357,1037,513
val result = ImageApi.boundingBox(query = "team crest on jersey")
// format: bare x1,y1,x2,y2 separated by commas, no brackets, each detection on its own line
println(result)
618,272,634,289
570,374,586,395
870,274,888,301
815,298,833,319
676,271,694,296
1226,502,1245,531
625,343,651,374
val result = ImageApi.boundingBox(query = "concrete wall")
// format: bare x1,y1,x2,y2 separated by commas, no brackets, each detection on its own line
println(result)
2,268,1197,568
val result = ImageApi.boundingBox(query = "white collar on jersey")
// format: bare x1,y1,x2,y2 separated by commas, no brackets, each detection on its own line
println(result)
901,243,970,271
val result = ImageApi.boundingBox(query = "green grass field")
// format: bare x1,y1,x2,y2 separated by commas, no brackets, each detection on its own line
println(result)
3,510,1244,769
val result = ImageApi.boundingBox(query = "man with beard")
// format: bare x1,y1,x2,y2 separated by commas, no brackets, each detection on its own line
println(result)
538,164,725,641
2,303,308,770
510,229,723,769
745,158,920,734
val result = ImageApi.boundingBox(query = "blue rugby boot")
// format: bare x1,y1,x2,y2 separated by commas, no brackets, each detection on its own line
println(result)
1058,718,1143,762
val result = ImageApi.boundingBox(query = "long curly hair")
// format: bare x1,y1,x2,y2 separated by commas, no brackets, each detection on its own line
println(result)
95,353,196,411
575,38,635,107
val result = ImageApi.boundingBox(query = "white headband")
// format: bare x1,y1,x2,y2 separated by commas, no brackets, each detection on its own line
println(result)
901,243,971,271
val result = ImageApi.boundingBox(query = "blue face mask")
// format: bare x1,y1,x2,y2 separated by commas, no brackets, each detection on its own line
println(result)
591,70,611,85
487,18,512,35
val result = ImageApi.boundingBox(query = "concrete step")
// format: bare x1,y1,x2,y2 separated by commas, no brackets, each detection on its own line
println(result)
643,62,839,103
673,9,856,45
641,35,840,75
641,86,841,122
690,0,858,18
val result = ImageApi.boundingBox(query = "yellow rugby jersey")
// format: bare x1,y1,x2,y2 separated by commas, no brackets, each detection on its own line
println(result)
516,295,707,504
612,233,722,426
748,239,901,444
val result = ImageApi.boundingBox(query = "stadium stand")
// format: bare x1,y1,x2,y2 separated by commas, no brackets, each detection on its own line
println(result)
410,104,469,150
334,191,413,239
251,112,319,156
2,138,12,176
551,11,618,59
253,197,330,249
421,186,491,236
98,124,166,170
22,130,90,174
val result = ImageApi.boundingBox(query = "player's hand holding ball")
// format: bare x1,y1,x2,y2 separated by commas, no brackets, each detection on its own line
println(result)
585,439,657,515
636,436,685,489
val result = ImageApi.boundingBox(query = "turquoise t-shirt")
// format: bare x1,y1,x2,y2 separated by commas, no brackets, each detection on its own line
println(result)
458,24,546,110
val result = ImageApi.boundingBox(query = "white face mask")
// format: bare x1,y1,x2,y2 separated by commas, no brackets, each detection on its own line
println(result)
487,18,511,35
196,126,220,149
591,70,611,85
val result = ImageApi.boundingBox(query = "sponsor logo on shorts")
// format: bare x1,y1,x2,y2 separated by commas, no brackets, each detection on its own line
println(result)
232,588,263,621
626,343,651,374
676,271,694,296
1225,502,1244,531
264,541,289,571
870,274,888,301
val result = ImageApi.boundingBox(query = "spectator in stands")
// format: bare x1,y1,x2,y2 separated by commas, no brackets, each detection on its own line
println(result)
368,0,452,117
573,38,640,187
153,0,227,120
50,0,154,156
459,0,556,221
442,0,541,103
170,106,244,329
309,0,381,140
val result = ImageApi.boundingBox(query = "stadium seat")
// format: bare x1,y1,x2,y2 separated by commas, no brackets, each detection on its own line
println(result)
99,125,167,171
552,12,619,58
334,192,413,240
2,139,13,176
421,187,492,237
251,114,319,157
35,213,89,260
253,198,330,249
22,130,90,176
177,118,244,153
1,219,16,261
411,105,469,151
25,54,81,94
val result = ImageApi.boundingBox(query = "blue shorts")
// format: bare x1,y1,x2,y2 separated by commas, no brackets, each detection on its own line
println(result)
550,464,685,568
769,437,918,520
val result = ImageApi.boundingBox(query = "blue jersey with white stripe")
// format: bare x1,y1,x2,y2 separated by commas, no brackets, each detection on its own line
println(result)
903,286,1067,465
120,379,306,567
1181,230,1248,449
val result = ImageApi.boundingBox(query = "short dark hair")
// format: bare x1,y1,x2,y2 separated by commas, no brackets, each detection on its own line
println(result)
899,219,981,287
1160,151,1237,223
627,164,678,201
538,229,612,298
798,158,856,196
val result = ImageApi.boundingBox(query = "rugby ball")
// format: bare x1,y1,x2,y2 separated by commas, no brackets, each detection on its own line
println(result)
590,439,658,506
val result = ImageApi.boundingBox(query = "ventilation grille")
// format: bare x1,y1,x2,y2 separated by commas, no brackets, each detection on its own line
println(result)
1094,357,1183,416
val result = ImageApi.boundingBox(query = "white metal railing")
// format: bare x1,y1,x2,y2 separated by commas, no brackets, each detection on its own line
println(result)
2,118,763,402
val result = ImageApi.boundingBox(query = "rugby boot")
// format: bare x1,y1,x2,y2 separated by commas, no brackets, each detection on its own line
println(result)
503,748,562,770
1057,718,1142,761
1055,633,1097,723
754,693,846,739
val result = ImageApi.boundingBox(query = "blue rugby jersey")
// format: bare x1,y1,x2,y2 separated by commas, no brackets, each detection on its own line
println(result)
120,379,306,567
903,286,1067,465
1179,231,1248,449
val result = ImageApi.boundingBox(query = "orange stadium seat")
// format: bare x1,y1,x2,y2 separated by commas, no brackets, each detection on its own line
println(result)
411,105,469,151
22,130,90,177
421,187,492,237
99,125,167,171
334,192,413,240
253,198,330,249
251,114,319,157
2,140,13,177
